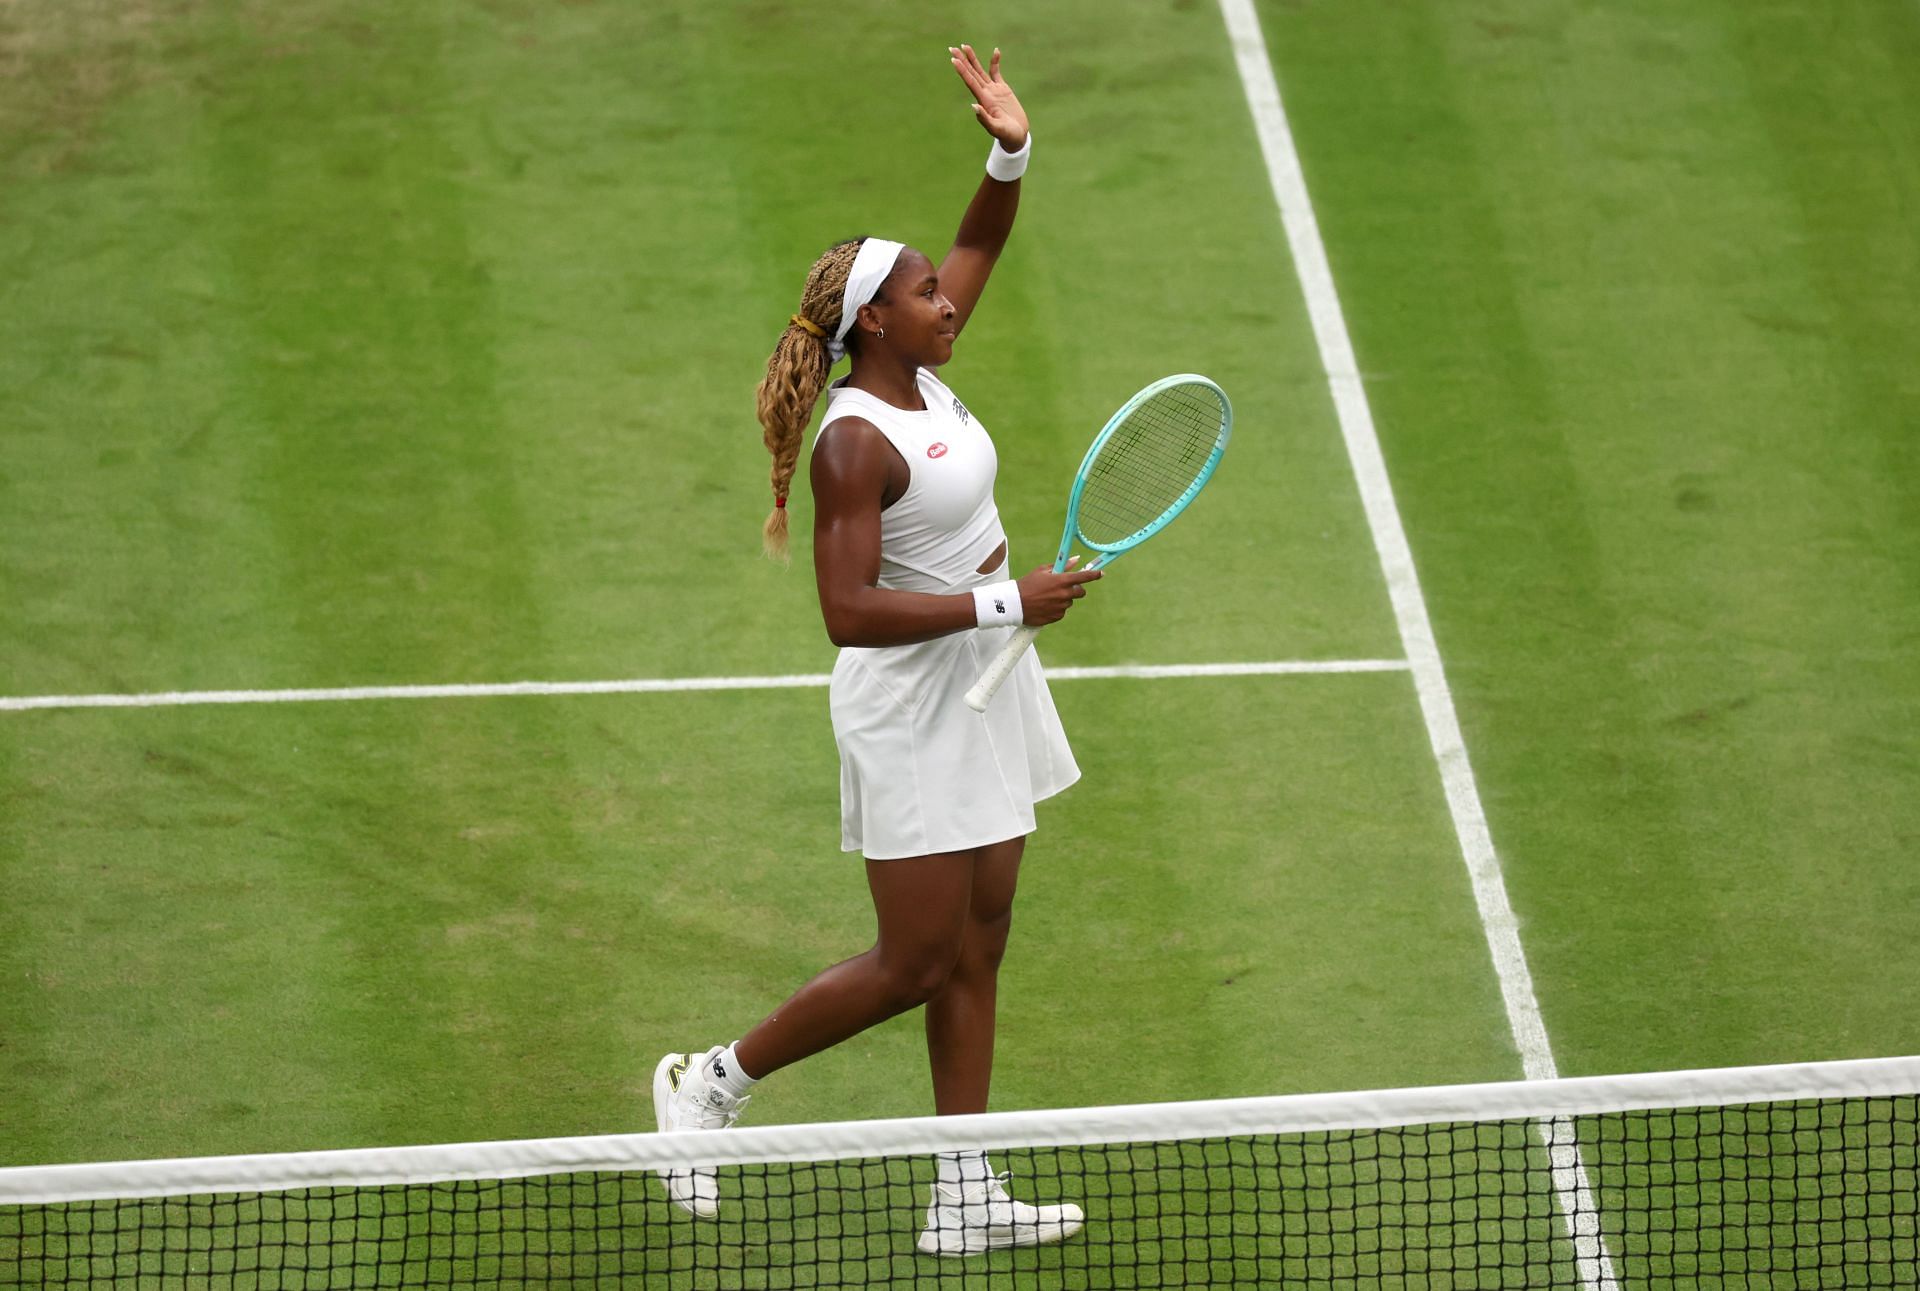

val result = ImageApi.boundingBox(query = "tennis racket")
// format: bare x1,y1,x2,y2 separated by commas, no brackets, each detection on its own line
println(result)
964,374,1233,712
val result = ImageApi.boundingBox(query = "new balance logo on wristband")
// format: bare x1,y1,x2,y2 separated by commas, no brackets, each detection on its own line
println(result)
971,580,1021,631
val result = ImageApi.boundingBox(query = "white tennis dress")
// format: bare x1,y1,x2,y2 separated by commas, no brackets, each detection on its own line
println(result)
822,368,1079,860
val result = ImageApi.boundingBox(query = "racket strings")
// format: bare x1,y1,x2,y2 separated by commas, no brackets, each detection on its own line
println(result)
1076,387,1224,547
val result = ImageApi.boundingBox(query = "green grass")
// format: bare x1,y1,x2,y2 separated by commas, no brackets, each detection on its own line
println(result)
1263,0,1920,1074
0,671,1521,1161
2,0,1919,1284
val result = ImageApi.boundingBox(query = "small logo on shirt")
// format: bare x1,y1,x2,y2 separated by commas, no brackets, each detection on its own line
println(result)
951,397,971,425
927,442,949,458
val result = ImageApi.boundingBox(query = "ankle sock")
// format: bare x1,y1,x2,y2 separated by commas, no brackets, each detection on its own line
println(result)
705,1043,759,1099
936,1150,994,1189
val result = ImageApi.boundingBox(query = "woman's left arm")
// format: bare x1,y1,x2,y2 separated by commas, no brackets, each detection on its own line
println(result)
939,44,1030,336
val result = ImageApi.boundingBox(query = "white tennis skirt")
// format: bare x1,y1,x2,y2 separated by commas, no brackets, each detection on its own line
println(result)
830,623,1080,860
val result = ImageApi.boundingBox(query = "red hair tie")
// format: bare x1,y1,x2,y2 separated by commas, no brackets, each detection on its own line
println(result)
774,495,787,509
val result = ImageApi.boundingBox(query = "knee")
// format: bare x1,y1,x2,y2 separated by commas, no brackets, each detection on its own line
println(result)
964,907,1014,975
877,943,963,1010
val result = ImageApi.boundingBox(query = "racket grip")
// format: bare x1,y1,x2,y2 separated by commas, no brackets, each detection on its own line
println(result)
965,625,1044,712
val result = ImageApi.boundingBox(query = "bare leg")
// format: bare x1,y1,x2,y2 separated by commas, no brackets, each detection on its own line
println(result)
731,850,975,1080
924,835,1025,1116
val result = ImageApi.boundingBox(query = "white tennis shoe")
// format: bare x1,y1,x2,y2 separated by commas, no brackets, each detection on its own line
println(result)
651,1048,748,1218
916,1172,1086,1256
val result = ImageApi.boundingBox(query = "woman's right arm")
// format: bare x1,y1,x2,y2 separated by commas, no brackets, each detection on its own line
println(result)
811,418,1100,648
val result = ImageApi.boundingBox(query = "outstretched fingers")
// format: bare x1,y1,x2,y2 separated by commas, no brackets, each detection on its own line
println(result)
949,42,1026,148
949,45,985,97
950,43,1003,91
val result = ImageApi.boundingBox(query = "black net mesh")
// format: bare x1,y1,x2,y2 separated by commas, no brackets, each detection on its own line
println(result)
3,1095,1915,1288
1075,383,1226,549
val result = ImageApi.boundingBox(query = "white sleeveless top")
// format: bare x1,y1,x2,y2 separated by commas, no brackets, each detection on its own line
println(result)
818,368,1006,593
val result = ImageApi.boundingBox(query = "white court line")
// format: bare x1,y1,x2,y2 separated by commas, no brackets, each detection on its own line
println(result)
0,658,1410,713
1216,2,1619,1286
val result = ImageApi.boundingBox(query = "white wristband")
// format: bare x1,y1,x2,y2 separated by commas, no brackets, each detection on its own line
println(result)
972,580,1024,628
985,132,1031,182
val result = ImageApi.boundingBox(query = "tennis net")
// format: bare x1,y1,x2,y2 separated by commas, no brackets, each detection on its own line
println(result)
3,1055,1915,1288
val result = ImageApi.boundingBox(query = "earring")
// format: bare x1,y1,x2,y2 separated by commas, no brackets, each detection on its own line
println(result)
877,327,886,339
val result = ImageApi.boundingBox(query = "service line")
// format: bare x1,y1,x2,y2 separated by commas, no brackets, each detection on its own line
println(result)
0,658,1410,713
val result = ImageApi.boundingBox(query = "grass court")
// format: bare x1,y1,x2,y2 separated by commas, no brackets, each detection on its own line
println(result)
2,3,1917,1272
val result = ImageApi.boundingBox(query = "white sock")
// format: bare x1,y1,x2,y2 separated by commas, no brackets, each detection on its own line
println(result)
936,1150,994,1189
705,1043,759,1099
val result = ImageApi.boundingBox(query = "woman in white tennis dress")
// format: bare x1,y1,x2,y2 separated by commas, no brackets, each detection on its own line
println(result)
822,363,1081,860
651,46,1100,1257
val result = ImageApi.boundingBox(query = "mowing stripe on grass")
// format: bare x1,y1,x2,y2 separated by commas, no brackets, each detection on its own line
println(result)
1217,1,1618,1285
0,658,1410,713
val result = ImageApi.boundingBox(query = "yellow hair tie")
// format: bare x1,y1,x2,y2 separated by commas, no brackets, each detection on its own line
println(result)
789,314,826,340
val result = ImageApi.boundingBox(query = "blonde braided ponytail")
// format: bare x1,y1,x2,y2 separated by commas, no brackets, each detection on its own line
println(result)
756,238,865,561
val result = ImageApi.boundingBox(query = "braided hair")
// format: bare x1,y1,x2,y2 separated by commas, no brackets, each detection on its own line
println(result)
754,238,868,560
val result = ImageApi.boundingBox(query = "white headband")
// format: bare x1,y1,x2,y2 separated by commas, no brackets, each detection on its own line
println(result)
829,238,906,364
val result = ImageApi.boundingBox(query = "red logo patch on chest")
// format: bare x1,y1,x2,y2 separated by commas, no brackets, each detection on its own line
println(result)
927,443,949,458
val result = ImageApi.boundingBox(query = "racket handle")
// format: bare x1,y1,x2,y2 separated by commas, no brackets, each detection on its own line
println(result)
965,625,1044,712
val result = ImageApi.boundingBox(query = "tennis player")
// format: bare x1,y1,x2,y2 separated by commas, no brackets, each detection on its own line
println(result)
653,45,1097,1256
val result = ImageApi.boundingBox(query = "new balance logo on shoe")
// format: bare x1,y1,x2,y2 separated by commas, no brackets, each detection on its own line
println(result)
668,1058,689,1092
712,1056,727,1079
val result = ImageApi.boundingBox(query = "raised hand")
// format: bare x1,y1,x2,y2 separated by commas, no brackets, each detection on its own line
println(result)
949,44,1029,152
